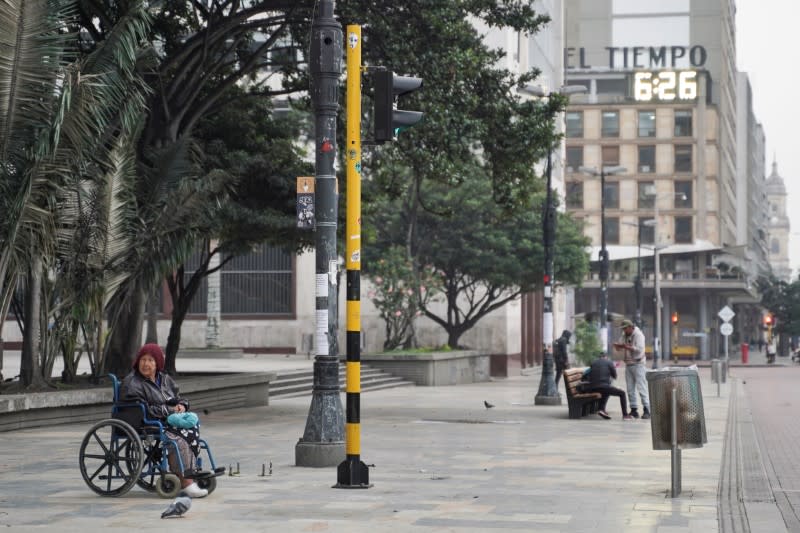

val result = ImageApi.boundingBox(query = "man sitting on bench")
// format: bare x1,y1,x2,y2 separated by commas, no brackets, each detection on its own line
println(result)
583,352,633,421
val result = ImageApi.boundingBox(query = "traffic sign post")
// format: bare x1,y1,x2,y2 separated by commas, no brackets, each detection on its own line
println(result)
718,306,735,366
720,322,733,364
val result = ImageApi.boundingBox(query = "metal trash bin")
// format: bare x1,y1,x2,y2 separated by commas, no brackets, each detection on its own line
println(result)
646,369,708,450
711,359,727,384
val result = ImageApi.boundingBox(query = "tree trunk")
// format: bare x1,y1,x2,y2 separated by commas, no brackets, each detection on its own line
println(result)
145,284,160,344
164,307,187,376
20,257,46,388
446,328,465,350
105,284,146,377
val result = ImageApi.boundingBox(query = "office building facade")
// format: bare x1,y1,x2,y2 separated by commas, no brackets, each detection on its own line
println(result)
563,0,763,359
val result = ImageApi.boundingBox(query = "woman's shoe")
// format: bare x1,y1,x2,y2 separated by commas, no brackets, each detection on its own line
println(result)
182,482,208,498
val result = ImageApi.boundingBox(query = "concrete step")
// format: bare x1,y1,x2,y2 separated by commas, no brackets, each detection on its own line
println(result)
269,363,414,399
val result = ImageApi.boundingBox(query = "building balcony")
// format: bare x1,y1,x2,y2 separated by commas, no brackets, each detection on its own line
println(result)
583,268,753,293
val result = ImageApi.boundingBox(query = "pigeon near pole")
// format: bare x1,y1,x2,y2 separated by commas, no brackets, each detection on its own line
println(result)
484,400,495,409
161,496,192,519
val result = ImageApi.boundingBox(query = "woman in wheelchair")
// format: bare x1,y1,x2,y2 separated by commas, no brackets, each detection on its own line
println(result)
121,343,208,498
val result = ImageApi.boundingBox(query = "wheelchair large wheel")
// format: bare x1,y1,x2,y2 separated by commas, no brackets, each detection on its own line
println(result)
79,419,144,497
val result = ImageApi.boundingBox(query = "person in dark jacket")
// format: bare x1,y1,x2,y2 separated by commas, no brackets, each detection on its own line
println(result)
583,352,632,420
121,343,208,498
554,330,572,388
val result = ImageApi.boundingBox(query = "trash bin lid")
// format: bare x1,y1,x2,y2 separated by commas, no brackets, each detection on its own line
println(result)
645,368,699,382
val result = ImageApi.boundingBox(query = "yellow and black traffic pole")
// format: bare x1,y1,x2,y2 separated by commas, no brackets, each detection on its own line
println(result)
335,24,371,489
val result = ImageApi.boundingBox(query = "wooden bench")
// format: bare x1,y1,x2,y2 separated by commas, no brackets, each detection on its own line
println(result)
563,367,602,419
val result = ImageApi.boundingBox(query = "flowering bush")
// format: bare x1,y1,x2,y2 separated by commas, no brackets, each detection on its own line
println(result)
367,246,439,350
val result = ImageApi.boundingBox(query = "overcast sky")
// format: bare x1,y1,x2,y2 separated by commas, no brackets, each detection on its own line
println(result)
735,1,799,276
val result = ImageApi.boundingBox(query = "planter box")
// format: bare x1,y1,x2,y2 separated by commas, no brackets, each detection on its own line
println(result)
361,350,489,386
0,372,275,433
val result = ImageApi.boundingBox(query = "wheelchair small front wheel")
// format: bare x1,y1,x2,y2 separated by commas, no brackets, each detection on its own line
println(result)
196,475,217,495
156,473,182,498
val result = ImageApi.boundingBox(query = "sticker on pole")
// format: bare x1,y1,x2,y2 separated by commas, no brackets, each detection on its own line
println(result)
296,177,315,230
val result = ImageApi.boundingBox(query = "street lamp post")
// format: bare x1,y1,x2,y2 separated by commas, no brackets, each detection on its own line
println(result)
580,165,626,354
644,189,686,369
523,84,586,406
635,227,643,327
623,220,643,328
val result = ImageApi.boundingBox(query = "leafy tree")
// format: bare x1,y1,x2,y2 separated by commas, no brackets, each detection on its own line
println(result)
160,96,313,373
757,275,800,338
368,177,589,348
72,1,318,374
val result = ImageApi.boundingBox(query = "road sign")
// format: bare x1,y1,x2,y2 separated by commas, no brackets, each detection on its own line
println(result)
718,305,735,323
720,323,733,336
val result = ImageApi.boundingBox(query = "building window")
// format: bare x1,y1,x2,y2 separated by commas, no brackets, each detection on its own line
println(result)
639,217,655,245
566,111,583,138
601,110,619,137
674,110,692,136
566,146,583,173
638,182,655,208
604,217,620,244
638,145,655,173
566,181,583,209
603,181,619,209
674,144,692,172
601,145,620,166
674,181,693,208
638,110,656,137
674,216,693,243
771,238,780,254
222,244,293,315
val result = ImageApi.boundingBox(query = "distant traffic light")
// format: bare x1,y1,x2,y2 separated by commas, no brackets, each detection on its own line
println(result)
671,311,679,325
764,314,773,326
373,70,423,143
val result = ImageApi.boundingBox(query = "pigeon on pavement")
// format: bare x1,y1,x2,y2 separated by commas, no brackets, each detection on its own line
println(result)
161,496,192,519
484,400,495,409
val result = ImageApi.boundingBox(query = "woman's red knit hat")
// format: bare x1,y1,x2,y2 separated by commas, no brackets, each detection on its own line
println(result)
133,343,165,372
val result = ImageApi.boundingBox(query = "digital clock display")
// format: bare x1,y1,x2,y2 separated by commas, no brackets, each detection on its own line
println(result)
633,70,698,102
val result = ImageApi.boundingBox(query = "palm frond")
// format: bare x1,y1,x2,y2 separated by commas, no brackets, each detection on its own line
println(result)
0,0,75,164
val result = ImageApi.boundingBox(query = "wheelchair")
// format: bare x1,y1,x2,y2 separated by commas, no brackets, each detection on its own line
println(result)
79,374,224,498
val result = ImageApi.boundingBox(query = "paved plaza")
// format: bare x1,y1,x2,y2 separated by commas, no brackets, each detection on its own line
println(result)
0,347,797,532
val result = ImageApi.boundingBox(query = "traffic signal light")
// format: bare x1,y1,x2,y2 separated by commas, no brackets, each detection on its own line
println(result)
764,314,773,326
373,70,423,143
671,311,679,325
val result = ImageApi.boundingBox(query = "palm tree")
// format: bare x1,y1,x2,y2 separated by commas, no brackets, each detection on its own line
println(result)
0,0,152,386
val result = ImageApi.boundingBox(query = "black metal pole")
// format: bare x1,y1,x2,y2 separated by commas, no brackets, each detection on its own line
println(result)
599,169,609,353
634,226,642,328
535,151,560,405
296,0,345,467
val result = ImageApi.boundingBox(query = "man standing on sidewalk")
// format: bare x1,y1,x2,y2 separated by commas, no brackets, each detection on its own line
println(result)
614,319,650,419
